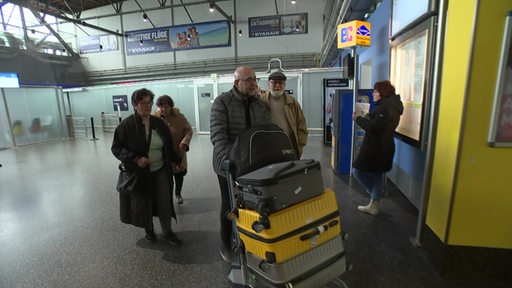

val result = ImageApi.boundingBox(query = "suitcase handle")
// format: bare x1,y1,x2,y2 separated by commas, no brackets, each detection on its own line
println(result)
271,159,316,178
299,219,339,241
272,161,295,177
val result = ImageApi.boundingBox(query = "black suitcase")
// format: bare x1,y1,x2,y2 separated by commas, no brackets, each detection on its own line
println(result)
235,159,324,230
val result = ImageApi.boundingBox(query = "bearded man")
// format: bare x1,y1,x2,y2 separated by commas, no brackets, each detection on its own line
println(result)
260,71,308,159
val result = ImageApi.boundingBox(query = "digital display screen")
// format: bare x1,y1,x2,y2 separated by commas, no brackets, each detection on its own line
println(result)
0,72,20,88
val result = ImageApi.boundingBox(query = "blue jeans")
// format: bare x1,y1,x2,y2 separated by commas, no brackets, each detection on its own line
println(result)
352,168,385,201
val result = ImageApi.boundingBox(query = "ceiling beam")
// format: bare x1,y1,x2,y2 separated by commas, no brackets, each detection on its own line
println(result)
6,0,124,36
28,6,78,57
66,0,231,22
320,0,351,67
212,1,233,24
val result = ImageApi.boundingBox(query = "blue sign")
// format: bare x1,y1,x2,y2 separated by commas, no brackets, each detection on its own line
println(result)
357,25,370,37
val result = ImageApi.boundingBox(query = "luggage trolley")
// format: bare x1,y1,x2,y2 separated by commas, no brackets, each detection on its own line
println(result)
222,160,351,288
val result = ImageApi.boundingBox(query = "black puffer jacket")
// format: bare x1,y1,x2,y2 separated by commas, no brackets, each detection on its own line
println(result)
353,94,404,173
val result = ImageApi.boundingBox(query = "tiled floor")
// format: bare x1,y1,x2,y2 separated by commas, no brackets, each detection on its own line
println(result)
0,133,510,288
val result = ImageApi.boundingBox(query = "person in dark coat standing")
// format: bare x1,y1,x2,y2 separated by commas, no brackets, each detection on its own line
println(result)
112,88,182,244
352,80,404,216
210,66,272,262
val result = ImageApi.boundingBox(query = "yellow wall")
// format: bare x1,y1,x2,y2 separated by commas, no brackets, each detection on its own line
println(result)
428,0,512,248
427,0,477,242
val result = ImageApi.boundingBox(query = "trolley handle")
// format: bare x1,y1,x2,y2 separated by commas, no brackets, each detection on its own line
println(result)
222,159,233,174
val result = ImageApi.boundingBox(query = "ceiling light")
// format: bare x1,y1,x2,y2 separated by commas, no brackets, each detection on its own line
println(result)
142,13,148,22
238,30,242,36
291,0,296,4
139,40,143,45
209,2,215,13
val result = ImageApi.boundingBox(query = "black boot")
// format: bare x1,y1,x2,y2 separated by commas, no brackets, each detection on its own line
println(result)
176,194,183,204
145,228,156,243
175,174,184,204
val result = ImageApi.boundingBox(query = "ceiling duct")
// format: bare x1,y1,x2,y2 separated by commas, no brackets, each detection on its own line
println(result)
320,0,352,67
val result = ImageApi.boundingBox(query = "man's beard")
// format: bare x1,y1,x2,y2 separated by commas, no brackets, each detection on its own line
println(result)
270,90,284,97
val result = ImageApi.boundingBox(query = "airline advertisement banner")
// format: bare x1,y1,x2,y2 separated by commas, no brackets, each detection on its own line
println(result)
125,20,231,55
248,13,307,38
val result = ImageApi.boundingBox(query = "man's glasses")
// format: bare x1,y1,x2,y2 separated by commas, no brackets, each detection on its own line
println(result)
269,80,285,85
239,77,259,82
138,100,153,106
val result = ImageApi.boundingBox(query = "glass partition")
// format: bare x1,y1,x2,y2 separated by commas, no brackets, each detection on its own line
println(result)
63,69,340,137
68,80,196,132
148,81,195,130
4,87,63,146
0,89,13,149
196,82,215,134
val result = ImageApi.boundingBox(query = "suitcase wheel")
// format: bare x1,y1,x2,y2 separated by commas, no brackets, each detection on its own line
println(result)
259,260,271,272
233,244,244,256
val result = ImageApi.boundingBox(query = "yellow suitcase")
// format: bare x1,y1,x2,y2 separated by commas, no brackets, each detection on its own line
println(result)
236,188,341,264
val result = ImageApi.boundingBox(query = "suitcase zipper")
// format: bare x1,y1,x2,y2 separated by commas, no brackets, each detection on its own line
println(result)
237,160,320,186
237,210,340,244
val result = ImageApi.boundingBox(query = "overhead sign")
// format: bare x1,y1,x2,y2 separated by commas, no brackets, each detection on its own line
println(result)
337,20,371,49
249,13,308,38
79,34,119,54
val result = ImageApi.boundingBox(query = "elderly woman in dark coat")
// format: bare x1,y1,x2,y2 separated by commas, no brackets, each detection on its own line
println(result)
112,88,182,244
352,80,404,216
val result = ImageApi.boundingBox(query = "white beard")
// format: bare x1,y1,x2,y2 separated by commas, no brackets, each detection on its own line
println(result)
270,90,284,97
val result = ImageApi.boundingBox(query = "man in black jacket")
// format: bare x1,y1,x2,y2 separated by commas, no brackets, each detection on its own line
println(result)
210,66,271,262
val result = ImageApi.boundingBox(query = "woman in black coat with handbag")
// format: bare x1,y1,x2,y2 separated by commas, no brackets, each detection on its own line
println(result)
112,88,182,244
352,80,403,216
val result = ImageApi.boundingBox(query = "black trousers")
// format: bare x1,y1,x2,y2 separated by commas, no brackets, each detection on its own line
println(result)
217,174,232,248
173,173,184,196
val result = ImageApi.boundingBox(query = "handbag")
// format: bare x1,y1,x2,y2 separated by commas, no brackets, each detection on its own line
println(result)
116,163,143,195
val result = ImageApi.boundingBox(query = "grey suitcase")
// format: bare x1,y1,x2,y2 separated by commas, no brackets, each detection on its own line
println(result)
287,254,347,288
235,159,324,224
246,234,347,285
